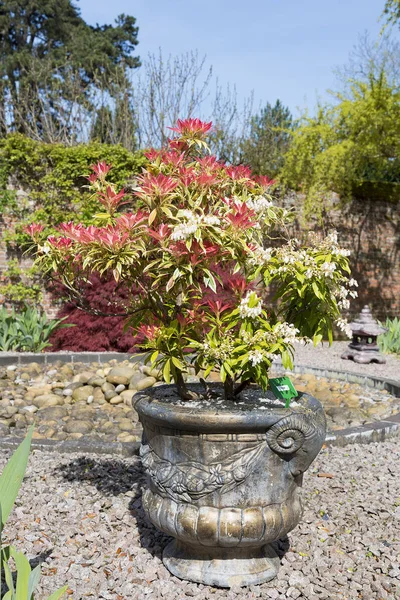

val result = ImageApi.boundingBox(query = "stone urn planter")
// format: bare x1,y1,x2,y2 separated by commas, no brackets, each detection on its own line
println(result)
135,384,326,588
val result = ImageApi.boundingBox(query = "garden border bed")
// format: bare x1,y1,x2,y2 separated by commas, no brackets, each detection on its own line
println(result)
0,352,399,453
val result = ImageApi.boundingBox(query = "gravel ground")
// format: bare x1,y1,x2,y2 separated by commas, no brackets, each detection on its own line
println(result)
290,342,400,382
3,441,400,600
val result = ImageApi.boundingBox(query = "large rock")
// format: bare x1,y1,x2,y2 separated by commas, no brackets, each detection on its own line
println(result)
107,367,136,386
36,406,68,420
120,390,136,406
25,385,53,400
32,394,64,408
136,376,157,391
87,376,106,387
72,386,94,402
63,419,93,434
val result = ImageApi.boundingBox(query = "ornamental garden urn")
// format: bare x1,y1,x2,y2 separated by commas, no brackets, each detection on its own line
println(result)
134,384,326,588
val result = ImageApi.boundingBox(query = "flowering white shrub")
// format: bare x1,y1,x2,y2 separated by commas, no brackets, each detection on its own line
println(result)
26,118,356,401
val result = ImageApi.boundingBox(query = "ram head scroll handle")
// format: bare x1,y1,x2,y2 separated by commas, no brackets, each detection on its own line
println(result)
266,409,326,476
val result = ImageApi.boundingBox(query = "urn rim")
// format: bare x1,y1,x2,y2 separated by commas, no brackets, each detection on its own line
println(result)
134,383,323,433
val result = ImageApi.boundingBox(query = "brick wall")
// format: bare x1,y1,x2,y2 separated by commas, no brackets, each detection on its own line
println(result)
286,194,400,321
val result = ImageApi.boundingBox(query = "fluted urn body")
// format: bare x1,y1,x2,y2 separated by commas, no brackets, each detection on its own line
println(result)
134,384,326,588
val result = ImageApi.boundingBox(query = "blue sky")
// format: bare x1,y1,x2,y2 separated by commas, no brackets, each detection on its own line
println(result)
79,0,392,118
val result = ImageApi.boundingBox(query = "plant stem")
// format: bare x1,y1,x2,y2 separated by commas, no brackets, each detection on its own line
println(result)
223,375,235,401
174,369,192,401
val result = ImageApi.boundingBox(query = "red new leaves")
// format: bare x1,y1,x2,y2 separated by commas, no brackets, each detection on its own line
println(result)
168,118,212,137
26,117,277,296
223,198,258,229
90,161,112,179
136,173,179,200
98,186,128,213
23,223,44,240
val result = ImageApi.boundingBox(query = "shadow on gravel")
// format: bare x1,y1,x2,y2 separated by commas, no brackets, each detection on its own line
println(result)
56,456,170,561
55,457,291,564
56,456,141,495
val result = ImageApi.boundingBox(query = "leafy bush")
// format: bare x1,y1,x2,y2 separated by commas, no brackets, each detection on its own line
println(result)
48,274,140,352
0,305,72,352
0,428,67,599
0,260,43,307
0,134,146,245
281,74,400,216
0,134,146,311
378,317,400,354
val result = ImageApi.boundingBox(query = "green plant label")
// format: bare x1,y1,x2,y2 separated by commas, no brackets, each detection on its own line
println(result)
269,376,298,402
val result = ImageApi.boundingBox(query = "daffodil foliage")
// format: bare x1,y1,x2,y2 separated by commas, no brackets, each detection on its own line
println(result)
26,118,356,400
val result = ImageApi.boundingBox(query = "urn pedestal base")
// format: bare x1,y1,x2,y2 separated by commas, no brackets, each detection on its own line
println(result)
163,540,280,588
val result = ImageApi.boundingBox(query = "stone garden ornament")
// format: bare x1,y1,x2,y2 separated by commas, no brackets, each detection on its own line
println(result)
26,118,357,587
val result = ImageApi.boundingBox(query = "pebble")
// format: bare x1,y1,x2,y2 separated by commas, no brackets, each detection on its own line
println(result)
72,386,94,402
63,419,93,434
109,396,124,405
21,405,38,413
107,367,136,385
33,394,63,408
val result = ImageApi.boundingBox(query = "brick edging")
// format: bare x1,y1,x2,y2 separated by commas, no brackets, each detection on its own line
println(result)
0,351,144,366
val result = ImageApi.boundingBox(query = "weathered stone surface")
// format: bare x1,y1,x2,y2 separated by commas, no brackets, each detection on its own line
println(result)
119,390,136,406
36,406,68,420
92,387,105,402
129,372,147,389
116,418,134,432
0,423,9,436
87,376,106,387
26,385,53,399
59,365,74,378
21,405,38,414
101,382,115,393
72,371,94,384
